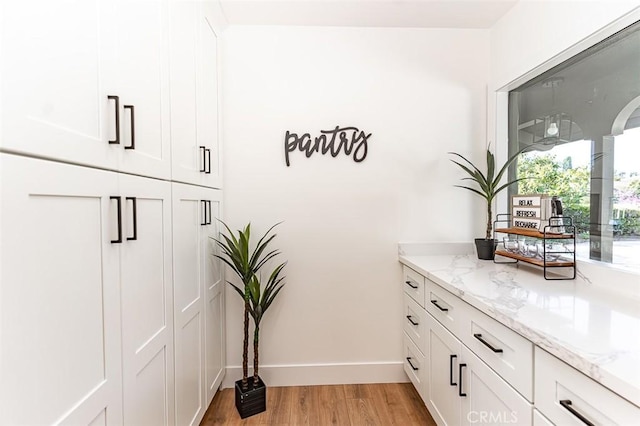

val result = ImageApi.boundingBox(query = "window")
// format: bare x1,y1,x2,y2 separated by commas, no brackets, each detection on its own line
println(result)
508,20,640,272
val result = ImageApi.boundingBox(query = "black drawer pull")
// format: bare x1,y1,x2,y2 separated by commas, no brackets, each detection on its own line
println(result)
205,200,212,225
459,363,467,397
559,400,595,426
110,196,122,243
108,95,120,145
205,148,211,174
199,146,206,172
123,105,135,150
431,300,448,312
406,315,419,326
126,197,137,241
200,200,207,226
406,357,419,371
449,354,457,386
405,280,418,289
473,333,503,353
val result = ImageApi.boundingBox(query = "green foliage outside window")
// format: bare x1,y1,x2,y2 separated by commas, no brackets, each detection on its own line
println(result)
517,154,640,237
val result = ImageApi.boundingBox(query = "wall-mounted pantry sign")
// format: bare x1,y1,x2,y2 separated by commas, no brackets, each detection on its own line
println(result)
284,126,372,167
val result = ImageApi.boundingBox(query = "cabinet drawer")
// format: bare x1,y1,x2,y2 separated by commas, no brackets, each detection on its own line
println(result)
459,304,533,401
403,331,425,401
403,266,425,308
535,348,640,425
403,293,427,354
424,278,465,336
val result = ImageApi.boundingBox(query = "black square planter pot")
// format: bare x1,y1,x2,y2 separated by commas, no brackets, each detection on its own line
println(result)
235,376,266,419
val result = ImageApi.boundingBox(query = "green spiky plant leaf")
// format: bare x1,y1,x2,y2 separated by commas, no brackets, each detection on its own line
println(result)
449,146,529,239
212,221,283,389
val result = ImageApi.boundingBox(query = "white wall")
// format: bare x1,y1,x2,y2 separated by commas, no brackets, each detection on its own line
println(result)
490,0,640,91
221,26,489,386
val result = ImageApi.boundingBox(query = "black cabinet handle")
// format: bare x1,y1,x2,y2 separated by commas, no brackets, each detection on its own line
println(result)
406,357,419,371
405,280,418,289
123,105,135,150
459,363,467,397
559,400,595,426
110,196,122,243
126,197,137,241
205,148,211,174
200,200,207,226
473,333,503,353
108,95,120,145
449,354,457,386
406,315,419,326
431,300,449,312
206,200,212,225
199,146,206,172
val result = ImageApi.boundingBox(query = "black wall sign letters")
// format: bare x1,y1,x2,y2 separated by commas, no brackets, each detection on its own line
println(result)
284,126,372,167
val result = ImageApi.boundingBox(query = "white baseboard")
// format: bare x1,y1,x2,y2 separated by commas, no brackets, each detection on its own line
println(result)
221,361,408,389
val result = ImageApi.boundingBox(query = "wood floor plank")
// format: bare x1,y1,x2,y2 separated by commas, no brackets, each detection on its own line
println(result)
200,383,435,426
317,384,351,426
289,386,319,426
345,397,383,426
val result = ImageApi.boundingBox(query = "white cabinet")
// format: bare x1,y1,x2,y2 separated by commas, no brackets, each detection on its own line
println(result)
425,312,463,426
115,0,172,180
0,155,182,426
402,268,533,426
0,155,123,425
535,347,640,425
1,0,119,170
1,0,172,179
172,183,224,426
460,345,531,426
119,174,175,426
169,1,222,188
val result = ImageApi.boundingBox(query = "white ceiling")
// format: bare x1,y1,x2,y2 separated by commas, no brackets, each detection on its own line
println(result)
219,0,519,28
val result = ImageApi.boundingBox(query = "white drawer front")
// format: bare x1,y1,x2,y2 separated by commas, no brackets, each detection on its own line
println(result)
459,303,533,402
403,266,425,308
425,278,465,336
403,293,427,354
403,331,425,400
535,348,640,425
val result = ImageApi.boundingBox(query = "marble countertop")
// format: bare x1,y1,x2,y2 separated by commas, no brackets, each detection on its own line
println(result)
398,252,640,408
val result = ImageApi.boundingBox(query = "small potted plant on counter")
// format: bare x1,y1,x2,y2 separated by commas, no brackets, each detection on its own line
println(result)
449,146,527,260
213,221,286,419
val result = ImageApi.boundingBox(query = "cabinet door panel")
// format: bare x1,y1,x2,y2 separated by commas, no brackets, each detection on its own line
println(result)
169,0,199,185
426,313,461,426
120,175,174,426
205,196,225,403
461,346,532,426
1,0,118,170
116,0,171,179
172,183,207,426
0,154,121,425
197,7,221,187
169,3,221,188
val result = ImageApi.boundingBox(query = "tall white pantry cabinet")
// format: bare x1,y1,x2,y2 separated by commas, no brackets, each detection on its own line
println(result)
0,1,226,425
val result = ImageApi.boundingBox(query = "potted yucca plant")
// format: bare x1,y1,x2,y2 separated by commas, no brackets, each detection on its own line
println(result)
213,221,286,419
449,146,527,259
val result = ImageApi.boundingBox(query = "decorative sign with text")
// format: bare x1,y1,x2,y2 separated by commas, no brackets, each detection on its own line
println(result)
284,126,372,167
512,195,544,230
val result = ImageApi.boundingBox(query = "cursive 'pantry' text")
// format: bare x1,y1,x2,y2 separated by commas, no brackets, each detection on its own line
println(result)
284,126,372,167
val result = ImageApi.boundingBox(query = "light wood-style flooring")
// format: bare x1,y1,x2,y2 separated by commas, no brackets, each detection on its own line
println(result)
200,383,436,425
